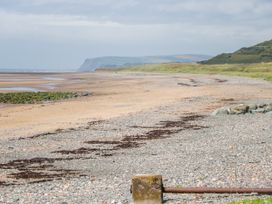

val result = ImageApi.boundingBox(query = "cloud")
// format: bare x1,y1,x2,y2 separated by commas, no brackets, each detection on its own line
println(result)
1,0,139,10
0,10,172,44
157,0,272,15
2,0,272,25
0,0,271,69
0,7,271,46
0,10,117,36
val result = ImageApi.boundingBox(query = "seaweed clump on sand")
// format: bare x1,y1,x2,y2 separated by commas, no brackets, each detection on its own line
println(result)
0,91,91,104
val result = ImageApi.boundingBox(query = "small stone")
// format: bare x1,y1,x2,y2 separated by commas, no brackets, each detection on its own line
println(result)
258,103,267,108
211,107,229,116
251,108,266,114
248,104,257,112
264,104,272,112
81,92,91,96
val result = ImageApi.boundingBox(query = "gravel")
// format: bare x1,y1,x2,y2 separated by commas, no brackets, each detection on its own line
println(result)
0,96,272,204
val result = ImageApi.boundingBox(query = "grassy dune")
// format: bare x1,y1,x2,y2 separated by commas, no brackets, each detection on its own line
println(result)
117,62,272,81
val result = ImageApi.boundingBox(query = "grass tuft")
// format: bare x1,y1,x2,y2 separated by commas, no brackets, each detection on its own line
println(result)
228,197,272,204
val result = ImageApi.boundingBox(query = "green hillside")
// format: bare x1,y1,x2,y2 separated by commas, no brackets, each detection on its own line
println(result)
202,39,272,64
116,62,272,81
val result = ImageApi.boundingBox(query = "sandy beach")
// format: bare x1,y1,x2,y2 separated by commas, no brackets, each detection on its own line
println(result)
1,72,272,140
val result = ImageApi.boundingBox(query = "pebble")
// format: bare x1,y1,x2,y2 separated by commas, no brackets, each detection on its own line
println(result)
0,97,271,204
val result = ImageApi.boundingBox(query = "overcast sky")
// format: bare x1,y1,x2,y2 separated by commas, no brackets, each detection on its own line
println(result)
0,0,272,70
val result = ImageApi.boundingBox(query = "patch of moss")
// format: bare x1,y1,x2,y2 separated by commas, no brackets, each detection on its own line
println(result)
0,92,82,104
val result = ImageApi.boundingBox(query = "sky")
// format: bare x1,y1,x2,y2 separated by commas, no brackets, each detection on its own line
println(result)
0,0,272,70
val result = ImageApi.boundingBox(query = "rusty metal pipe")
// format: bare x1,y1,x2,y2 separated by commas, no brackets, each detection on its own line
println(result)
163,187,272,195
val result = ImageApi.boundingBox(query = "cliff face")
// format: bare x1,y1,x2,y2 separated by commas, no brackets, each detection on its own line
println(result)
201,39,272,64
78,55,211,71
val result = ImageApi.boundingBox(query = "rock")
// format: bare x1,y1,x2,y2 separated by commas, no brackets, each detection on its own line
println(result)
211,107,229,116
265,111,272,116
258,103,267,108
264,104,272,112
81,92,91,97
251,108,266,114
248,104,257,112
212,102,272,116
229,104,249,115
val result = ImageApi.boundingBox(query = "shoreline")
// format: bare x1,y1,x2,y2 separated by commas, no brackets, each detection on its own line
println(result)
0,72,272,140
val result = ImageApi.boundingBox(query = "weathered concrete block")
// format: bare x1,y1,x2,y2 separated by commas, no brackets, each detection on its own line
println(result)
131,174,163,204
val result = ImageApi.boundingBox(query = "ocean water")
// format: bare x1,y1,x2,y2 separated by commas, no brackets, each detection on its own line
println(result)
43,77,64,81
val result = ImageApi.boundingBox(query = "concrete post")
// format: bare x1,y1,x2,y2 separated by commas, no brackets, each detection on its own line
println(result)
131,174,163,204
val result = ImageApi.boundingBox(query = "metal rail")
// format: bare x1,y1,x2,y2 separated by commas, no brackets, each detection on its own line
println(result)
163,187,272,195
131,175,272,203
